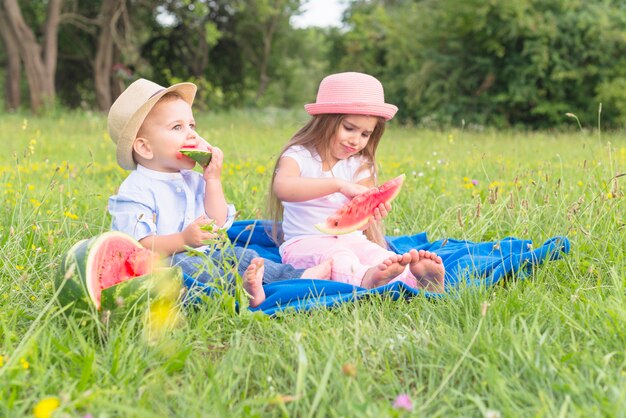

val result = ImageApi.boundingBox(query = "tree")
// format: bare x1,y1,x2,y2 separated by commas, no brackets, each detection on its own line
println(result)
0,0,62,112
234,0,302,103
0,8,21,110
94,0,130,111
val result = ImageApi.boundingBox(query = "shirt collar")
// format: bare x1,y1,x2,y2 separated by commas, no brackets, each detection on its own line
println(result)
136,164,183,181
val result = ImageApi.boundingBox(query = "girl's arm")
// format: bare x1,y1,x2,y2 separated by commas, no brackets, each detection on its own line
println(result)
202,146,228,226
273,156,370,202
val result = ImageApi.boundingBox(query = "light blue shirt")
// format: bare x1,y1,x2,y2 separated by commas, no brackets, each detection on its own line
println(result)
108,164,236,242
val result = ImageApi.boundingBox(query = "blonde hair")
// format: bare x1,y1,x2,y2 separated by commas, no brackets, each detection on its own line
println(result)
267,114,388,247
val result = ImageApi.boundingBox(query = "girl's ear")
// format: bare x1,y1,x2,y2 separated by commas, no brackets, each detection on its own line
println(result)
133,137,153,160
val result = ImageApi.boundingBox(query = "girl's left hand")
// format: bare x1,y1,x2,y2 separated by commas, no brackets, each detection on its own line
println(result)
203,145,223,180
360,202,392,230
373,202,392,221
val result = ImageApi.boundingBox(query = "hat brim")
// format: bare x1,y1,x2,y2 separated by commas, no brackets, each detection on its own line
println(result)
304,102,398,121
117,82,197,170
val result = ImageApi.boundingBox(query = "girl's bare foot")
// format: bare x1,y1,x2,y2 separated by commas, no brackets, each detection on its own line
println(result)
302,259,333,280
409,249,445,293
243,258,266,308
361,253,411,289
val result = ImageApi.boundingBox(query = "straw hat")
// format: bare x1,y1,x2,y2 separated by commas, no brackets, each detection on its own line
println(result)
108,78,197,170
304,72,398,120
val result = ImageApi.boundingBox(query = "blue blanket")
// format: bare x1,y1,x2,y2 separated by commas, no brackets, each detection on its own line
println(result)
184,220,570,315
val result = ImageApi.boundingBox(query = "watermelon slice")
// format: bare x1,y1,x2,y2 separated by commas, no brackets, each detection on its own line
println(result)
315,174,406,235
178,145,212,167
56,231,175,311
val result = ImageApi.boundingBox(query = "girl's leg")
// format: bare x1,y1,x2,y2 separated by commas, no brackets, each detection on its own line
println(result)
341,236,418,288
282,237,405,288
282,237,365,286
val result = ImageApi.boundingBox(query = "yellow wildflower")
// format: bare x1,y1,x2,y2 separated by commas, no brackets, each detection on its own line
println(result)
64,211,78,220
20,357,29,369
33,397,60,418
256,165,266,174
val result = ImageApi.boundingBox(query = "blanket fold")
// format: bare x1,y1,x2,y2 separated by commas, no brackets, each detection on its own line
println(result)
184,220,570,314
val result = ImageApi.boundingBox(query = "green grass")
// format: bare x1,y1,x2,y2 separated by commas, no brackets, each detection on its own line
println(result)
1,109,625,417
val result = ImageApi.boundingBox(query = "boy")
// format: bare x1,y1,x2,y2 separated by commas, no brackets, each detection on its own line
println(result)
107,79,330,307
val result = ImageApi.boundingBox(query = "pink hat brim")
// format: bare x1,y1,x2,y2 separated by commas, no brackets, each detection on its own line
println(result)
305,102,398,121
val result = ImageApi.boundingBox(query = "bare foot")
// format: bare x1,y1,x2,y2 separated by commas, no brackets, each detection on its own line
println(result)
409,249,445,293
361,253,411,289
243,258,266,308
302,259,333,280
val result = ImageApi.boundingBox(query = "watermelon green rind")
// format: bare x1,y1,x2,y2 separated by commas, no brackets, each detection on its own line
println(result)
55,231,155,310
100,267,183,312
315,174,406,235
56,238,92,310
179,148,212,167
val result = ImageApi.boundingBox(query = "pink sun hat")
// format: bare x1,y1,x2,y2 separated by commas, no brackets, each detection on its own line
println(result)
305,72,398,120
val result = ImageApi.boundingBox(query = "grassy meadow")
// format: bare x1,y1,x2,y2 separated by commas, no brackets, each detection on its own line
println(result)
0,109,625,417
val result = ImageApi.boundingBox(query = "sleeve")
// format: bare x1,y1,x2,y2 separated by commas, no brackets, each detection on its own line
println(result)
281,146,306,172
108,186,157,241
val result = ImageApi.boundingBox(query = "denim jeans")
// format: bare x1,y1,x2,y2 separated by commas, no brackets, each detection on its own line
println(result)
171,245,304,285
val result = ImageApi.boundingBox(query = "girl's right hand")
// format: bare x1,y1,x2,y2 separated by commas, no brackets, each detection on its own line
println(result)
338,180,371,198
181,215,219,247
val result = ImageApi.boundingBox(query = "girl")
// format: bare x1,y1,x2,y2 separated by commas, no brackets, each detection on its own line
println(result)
268,72,445,291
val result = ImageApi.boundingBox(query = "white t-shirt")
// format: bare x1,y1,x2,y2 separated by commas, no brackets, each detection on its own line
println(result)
280,145,372,247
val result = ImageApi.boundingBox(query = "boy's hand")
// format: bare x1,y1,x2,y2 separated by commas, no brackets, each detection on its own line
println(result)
338,180,371,198
181,215,219,247
203,145,223,181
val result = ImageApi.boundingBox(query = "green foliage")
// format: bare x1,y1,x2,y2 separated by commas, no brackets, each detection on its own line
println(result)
337,0,626,128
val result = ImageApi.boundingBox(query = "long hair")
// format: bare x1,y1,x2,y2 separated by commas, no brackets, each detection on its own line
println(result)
266,114,388,247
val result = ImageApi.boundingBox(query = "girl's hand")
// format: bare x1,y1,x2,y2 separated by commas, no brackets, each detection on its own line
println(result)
360,202,392,230
203,145,223,181
338,180,371,198
372,202,392,221
182,215,219,247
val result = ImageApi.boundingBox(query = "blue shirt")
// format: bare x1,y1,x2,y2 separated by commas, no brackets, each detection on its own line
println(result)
108,164,236,242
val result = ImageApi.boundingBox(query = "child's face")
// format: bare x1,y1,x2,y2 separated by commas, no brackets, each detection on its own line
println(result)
135,97,199,172
329,115,377,162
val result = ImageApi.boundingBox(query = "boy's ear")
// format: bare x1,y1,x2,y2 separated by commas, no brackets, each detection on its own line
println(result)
133,137,153,160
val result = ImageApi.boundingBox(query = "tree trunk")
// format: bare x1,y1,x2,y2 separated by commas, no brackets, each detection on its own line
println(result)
0,8,21,110
94,0,122,111
2,0,62,112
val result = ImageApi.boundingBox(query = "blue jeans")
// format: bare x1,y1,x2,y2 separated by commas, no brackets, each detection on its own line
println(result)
171,245,304,285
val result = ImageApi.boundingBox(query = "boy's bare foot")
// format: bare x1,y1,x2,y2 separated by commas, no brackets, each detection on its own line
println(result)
302,259,333,280
361,253,411,289
243,258,266,308
409,249,445,293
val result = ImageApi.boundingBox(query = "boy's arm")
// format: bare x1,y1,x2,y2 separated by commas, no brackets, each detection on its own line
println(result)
273,156,370,202
202,146,228,226
139,215,218,256
139,233,186,257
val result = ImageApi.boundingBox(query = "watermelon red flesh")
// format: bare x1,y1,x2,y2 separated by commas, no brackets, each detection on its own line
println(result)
87,234,154,309
315,174,406,235
56,231,156,311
